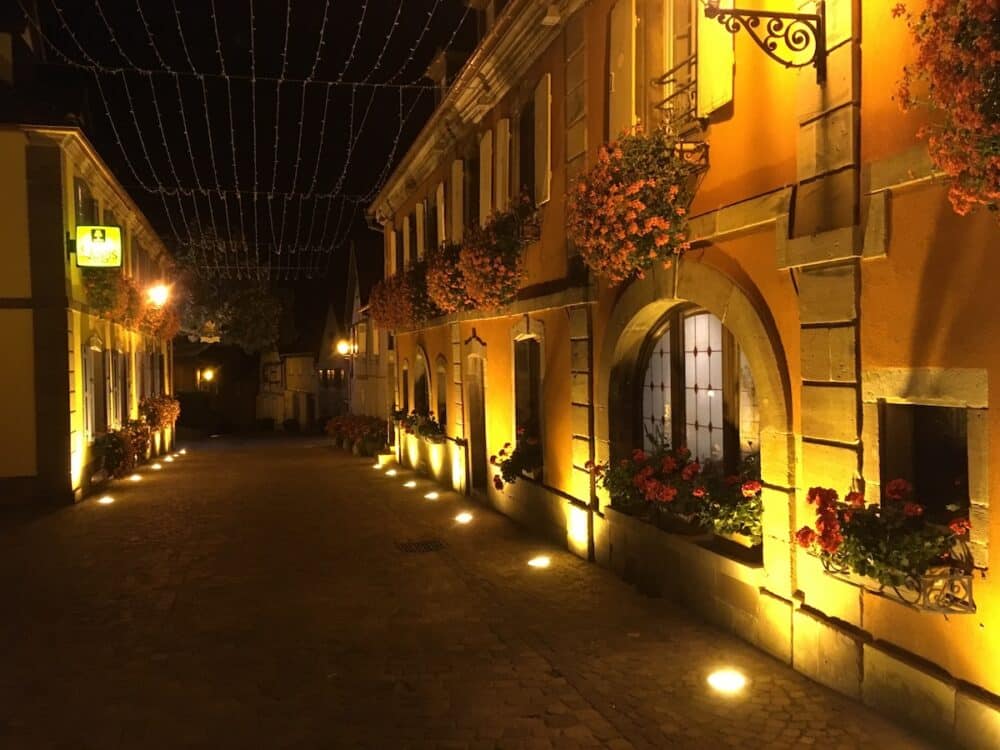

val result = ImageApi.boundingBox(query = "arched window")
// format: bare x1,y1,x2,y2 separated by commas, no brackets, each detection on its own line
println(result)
435,355,448,428
639,308,759,470
413,351,430,416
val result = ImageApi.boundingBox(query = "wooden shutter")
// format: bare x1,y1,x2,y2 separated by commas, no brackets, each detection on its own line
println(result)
415,203,426,260
479,130,493,226
387,228,397,275
495,118,510,212
608,0,636,138
450,160,464,242
534,74,551,205
436,182,447,244
696,0,734,117
402,216,411,269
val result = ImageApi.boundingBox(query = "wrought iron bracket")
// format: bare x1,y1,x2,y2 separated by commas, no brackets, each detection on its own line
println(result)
704,1,827,84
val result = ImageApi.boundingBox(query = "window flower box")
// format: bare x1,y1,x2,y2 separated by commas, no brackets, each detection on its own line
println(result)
797,481,976,614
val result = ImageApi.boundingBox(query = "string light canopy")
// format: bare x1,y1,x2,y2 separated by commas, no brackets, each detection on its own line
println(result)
21,0,473,280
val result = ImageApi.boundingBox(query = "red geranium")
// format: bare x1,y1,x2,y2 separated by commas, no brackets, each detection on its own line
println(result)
885,478,912,502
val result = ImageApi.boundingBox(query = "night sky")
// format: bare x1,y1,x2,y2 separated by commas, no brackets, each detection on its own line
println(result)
16,0,475,301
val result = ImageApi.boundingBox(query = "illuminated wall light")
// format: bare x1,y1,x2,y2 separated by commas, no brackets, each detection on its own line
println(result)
404,480,417,488
707,669,747,695
385,469,398,477
428,441,446,476
528,556,550,568
97,495,115,505
129,474,142,482
566,505,589,547
424,491,440,501
152,463,163,470
455,512,473,524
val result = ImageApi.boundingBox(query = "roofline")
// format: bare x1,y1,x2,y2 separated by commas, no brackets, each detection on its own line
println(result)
367,0,585,225
5,123,173,263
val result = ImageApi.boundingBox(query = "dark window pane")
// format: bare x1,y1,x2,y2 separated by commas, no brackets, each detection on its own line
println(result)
881,403,969,520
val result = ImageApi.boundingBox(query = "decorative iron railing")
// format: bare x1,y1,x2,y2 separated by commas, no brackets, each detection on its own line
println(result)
651,53,702,137
821,538,978,615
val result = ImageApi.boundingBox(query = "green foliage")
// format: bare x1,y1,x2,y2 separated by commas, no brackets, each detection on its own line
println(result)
590,432,763,542
490,438,543,488
176,258,283,353
95,429,136,479
796,480,970,587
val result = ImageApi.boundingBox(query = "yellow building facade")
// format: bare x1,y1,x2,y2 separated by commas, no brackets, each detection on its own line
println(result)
0,125,175,504
369,1,1000,743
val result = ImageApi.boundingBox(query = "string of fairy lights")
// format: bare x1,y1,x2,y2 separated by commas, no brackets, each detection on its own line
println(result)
20,0,470,280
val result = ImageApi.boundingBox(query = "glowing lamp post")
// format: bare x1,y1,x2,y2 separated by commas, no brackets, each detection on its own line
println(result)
146,283,171,308
336,339,351,356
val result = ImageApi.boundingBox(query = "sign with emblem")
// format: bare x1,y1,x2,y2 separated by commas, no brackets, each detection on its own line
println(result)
75,225,123,268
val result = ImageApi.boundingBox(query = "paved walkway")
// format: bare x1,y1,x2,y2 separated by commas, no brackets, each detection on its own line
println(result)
0,437,938,748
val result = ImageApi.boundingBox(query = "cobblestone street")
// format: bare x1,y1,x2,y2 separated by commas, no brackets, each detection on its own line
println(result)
0,437,938,748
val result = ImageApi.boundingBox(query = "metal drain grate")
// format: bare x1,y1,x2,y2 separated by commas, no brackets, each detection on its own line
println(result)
395,539,447,554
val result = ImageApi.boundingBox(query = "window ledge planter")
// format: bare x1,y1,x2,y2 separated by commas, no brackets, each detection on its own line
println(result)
821,555,977,615
715,530,761,550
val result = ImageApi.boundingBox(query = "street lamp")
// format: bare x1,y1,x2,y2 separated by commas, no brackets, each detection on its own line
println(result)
146,283,171,308
336,339,351,356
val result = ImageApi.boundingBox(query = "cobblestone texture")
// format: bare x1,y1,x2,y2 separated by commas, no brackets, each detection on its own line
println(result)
0,437,940,748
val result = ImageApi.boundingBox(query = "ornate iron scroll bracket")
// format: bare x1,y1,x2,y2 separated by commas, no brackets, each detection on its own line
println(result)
704,0,827,84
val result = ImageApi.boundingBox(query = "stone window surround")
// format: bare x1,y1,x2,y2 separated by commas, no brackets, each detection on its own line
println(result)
861,367,990,568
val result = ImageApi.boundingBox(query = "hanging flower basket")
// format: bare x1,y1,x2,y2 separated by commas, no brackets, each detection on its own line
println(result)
458,194,539,311
893,1,1000,218
426,241,472,314
83,269,144,328
368,262,441,330
569,125,707,284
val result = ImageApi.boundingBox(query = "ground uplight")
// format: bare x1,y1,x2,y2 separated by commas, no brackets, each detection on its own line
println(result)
152,463,163,470
424,491,439,501
707,669,747,695
404,480,417,488
97,496,115,505
528,556,550,568
164,456,174,463
128,474,142,482
179,448,187,455
373,464,382,470
455,512,473,524
385,469,397,477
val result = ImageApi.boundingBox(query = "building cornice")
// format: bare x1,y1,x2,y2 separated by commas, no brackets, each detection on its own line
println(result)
368,0,587,226
7,124,173,265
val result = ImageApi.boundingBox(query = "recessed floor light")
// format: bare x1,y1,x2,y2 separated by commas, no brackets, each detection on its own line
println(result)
528,556,550,568
97,496,114,505
152,463,162,470
455,512,473,524
424,491,439,501
404,480,417,488
707,669,747,695
179,449,187,455
128,474,142,482
164,456,174,463
385,469,397,477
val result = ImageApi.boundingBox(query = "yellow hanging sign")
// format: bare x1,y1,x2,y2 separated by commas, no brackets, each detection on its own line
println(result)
76,225,123,268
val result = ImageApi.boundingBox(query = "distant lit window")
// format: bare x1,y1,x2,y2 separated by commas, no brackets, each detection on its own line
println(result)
414,352,430,416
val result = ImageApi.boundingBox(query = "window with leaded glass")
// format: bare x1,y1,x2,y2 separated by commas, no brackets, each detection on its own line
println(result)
639,308,758,471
